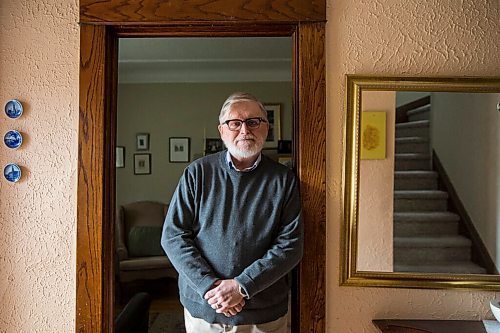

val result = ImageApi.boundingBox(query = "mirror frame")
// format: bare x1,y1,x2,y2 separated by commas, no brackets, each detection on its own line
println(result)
341,75,500,290
77,1,326,332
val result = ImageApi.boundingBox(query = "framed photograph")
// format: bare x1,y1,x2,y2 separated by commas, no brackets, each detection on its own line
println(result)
116,146,125,168
264,104,281,148
134,153,151,175
169,137,190,163
205,138,224,155
136,133,150,151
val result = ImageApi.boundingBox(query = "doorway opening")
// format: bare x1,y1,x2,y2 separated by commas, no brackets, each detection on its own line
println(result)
114,36,294,332
77,21,325,333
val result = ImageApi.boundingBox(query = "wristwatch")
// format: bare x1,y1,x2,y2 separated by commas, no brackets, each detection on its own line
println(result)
238,285,248,299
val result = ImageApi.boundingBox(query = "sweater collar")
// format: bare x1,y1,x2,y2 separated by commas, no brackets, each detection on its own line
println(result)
225,151,262,172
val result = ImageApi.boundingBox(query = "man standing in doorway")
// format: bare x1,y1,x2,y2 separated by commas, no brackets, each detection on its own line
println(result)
161,92,303,333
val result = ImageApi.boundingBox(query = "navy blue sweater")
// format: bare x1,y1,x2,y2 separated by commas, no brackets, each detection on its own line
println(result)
161,151,303,325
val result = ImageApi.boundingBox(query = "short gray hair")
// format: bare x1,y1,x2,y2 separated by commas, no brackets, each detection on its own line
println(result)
218,92,267,124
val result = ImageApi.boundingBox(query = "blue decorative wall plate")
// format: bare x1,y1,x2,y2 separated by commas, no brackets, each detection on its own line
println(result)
4,99,23,119
4,163,21,183
4,130,22,149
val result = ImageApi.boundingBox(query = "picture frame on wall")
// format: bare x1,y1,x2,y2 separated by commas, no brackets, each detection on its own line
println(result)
264,104,281,148
136,133,150,150
116,146,125,168
134,153,151,175
169,137,190,163
205,138,224,155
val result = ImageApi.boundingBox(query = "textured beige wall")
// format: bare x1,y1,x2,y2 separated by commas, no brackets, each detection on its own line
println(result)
0,0,79,332
0,0,499,332
327,0,500,331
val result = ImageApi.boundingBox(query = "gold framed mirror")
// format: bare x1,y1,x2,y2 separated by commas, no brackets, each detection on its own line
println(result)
341,75,500,290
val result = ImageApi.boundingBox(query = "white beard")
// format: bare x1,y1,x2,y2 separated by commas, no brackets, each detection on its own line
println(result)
223,136,264,159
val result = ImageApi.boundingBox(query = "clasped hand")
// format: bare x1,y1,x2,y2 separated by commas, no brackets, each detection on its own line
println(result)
204,279,245,317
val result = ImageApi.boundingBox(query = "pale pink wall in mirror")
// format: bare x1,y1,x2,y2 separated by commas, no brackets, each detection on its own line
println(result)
357,91,395,272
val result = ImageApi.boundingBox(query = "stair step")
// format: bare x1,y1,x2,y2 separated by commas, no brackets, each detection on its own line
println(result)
394,235,470,248
394,261,487,274
394,211,460,222
407,104,431,122
396,120,430,138
395,153,431,171
395,137,430,154
394,190,448,212
394,171,438,190
394,212,460,236
396,137,428,143
394,190,448,199
395,120,430,129
394,236,472,262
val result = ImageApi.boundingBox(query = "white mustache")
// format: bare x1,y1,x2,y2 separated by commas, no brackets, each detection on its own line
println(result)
237,136,256,142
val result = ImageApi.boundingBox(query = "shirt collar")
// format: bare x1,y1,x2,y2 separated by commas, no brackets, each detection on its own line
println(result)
226,151,262,172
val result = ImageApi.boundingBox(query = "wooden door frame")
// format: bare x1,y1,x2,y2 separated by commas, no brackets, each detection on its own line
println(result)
77,2,326,332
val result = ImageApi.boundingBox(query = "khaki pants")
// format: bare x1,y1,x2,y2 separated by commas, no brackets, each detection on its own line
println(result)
184,308,288,333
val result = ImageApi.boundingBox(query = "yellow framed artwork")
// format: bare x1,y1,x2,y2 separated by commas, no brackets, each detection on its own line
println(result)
360,111,386,160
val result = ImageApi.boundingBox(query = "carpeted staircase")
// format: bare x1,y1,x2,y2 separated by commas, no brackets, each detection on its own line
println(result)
393,101,487,274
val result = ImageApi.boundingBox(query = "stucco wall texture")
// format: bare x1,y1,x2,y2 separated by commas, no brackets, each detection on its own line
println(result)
0,0,499,332
0,1,79,332
327,0,500,332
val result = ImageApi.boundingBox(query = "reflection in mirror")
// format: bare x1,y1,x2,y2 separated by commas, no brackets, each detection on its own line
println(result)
114,37,293,330
342,76,500,290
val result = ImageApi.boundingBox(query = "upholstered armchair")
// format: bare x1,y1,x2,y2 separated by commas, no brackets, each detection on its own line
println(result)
115,201,177,283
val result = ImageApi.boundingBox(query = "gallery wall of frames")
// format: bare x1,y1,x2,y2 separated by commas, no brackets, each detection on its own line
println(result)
115,82,294,206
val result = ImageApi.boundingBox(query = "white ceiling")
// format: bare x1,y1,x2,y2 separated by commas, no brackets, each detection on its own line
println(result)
118,37,292,83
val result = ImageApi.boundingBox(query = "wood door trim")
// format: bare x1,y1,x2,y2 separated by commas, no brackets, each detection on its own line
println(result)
296,22,326,333
80,0,326,24
77,22,325,333
78,24,114,333
113,23,297,37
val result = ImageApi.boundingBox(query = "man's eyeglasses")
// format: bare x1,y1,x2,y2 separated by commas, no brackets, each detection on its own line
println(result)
223,117,267,131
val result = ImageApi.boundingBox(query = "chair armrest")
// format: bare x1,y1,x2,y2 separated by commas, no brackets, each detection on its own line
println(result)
115,292,151,333
116,206,128,260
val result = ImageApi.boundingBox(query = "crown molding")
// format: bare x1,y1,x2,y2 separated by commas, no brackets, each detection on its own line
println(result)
118,58,292,83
